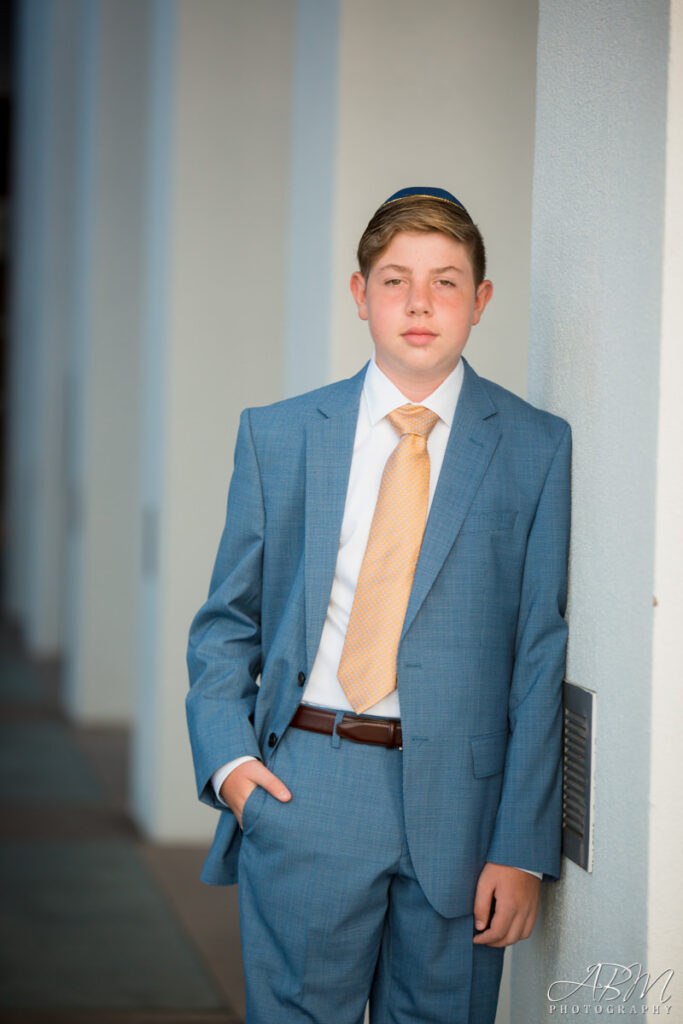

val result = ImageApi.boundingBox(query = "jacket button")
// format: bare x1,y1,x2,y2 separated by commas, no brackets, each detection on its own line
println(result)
297,672,306,686
268,732,277,747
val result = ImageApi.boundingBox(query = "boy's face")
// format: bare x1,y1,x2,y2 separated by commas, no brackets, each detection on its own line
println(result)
350,231,492,398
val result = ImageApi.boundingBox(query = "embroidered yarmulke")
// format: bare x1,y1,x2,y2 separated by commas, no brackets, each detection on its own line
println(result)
380,186,469,215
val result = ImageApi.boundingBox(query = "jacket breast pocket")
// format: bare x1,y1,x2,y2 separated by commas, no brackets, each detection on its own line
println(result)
459,510,517,535
470,729,508,778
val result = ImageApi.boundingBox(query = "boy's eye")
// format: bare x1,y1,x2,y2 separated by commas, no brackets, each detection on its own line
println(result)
384,278,403,286
437,279,456,287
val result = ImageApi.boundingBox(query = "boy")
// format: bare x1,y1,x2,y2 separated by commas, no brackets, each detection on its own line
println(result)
186,186,571,1023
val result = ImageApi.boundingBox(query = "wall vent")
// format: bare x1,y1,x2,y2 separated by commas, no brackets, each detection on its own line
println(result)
562,681,595,871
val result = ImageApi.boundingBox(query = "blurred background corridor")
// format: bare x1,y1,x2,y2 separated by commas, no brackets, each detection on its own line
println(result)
0,622,244,1022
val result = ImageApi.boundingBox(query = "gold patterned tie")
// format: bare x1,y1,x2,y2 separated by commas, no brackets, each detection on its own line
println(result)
337,405,440,714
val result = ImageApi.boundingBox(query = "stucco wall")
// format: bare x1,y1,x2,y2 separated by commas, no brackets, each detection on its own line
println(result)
513,1,671,1019
648,0,683,1005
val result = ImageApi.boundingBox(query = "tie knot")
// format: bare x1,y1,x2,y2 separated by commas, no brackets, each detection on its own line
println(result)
387,404,439,439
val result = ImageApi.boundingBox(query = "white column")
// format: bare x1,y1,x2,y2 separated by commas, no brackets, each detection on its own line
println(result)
132,0,296,840
7,0,81,654
329,0,539,398
513,2,672,1019
63,0,150,722
648,0,683,1000
283,0,340,397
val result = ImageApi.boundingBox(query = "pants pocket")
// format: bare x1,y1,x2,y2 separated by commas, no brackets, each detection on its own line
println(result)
240,783,268,835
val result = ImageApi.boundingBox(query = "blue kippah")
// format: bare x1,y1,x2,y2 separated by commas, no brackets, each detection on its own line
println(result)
380,186,469,216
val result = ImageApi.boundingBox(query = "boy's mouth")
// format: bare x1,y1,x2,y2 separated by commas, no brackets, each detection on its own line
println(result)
401,328,437,344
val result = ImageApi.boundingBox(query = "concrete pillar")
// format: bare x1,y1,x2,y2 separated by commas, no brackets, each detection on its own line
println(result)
6,0,81,654
648,0,683,999
132,0,295,840
63,0,150,722
513,1,674,1019
283,0,339,397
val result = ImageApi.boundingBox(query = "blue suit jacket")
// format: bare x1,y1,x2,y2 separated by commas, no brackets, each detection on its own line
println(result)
186,357,571,918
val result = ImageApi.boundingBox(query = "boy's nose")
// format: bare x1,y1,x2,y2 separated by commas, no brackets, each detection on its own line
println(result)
406,282,432,314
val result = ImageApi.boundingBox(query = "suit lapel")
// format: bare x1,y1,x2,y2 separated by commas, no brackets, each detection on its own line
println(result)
401,359,501,639
304,365,367,669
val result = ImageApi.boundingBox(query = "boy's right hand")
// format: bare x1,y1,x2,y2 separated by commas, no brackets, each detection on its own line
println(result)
219,760,292,829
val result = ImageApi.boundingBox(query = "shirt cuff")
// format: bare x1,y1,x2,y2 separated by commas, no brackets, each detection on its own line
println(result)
517,867,543,879
211,756,260,806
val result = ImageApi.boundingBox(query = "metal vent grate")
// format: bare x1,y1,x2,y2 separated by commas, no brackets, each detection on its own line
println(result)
562,681,595,871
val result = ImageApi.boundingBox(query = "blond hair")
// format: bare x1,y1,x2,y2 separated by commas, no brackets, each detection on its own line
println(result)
357,196,486,286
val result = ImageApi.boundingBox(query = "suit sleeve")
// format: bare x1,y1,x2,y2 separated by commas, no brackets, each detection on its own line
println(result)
486,421,571,879
186,409,265,810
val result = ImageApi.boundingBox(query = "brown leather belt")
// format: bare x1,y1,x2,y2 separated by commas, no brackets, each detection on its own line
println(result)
290,704,403,749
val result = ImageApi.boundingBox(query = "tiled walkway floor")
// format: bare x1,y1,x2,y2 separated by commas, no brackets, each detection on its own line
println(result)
0,622,244,1024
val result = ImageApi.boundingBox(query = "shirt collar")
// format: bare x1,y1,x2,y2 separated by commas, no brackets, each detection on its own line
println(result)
363,356,464,428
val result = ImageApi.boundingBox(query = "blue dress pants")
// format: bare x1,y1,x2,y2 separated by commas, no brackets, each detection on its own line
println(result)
237,720,504,1024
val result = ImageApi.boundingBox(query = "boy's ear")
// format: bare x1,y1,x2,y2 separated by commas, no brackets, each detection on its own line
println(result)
350,271,369,321
472,279,493,326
